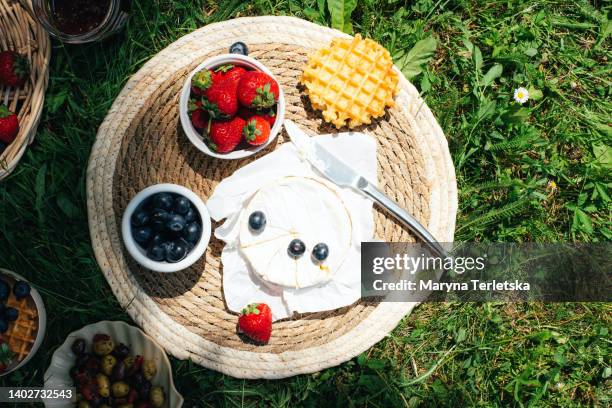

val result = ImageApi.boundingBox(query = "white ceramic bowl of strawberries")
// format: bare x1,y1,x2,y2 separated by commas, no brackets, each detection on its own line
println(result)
179,53,285,160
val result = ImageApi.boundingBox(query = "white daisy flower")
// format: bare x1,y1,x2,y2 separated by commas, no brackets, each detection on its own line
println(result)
513,87,529,104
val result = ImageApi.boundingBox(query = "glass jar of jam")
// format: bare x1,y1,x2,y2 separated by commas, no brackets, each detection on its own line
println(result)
32,0,130,44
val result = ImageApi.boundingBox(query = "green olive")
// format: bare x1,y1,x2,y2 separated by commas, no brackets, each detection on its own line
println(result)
111,381,130,398
150,386,165,408
101,354,117,376
142,359,157,381
117,405,134,408
100,405,112,408
93,337,115,356
78,402,91,408
123,356,135,369
96,373,110,398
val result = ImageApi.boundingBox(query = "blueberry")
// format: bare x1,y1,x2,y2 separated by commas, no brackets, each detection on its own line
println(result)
0,319,7,333
0,279,8,301
0,141,6,154
177,237,194,253
248,211,266,232
312,243,329,262
184,222,201,243
152,192,174,211
13,281,30,300
151,209,170,231
173,196,191,215
229,41,248,55
4,307,18,321
166,214,186,234
288,239,306,258
0,304,4,315
184,207,197,223
146,244,166,262
150,233,165,247
131,208,149,227
132,226,152,246
165,241,188,263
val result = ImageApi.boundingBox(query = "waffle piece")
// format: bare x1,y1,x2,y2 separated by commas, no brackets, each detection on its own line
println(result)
301,34,399,129
4,295,38,362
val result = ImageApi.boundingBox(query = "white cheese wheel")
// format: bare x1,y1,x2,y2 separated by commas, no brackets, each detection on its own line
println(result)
238,176,353,288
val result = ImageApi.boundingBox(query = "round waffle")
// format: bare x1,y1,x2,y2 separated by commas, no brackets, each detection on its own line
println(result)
301,34,400,129
4,295,38,362
2,276,38,363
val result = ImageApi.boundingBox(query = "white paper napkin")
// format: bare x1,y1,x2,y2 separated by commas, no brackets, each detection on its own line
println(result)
207,127,377,320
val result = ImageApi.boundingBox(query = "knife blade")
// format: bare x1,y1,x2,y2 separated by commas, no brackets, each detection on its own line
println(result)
284,120,447,258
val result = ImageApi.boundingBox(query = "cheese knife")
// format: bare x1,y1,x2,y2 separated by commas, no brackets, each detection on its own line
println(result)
284,120,447,258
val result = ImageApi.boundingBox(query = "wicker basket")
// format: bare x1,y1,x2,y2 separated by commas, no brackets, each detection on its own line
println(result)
0,0,50,180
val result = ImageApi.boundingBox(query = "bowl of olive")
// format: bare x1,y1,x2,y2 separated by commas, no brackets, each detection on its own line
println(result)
43,321,183,408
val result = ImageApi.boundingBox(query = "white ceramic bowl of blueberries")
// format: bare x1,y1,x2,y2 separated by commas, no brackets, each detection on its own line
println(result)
121,184,211,273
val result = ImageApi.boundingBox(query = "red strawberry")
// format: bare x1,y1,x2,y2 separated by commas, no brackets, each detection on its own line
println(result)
191,109,209,131
203,80,239,118
0,51,29,87
259,109,277,127
213,64,246,84
243,116,271,146
237,106,255,120
238,107,277,127
208,117,246,153
237,71,279,109
191,69,213,96
0,104,19,144
237,303,272,344
189,98,210,130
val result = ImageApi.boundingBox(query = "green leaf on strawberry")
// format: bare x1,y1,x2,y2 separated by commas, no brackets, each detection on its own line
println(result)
201,98,228,119
214,64,234,73
0,342,14,366
251,83,275,109
192,70,213,92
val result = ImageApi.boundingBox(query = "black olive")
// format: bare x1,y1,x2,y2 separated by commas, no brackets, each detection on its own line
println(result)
71,338,87,356
112,343,130,360
130,372,145,388
76,352,92,368
138,380,152,400
111,360,126,382
84,356,101,374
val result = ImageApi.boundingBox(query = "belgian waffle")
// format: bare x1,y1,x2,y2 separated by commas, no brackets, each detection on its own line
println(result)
4,294,38,362
301,34,399,129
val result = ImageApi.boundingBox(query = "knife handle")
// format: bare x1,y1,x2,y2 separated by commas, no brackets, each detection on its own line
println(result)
358,177,448,258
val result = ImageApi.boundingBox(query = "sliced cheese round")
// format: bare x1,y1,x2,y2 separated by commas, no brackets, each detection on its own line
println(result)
238,176,352,288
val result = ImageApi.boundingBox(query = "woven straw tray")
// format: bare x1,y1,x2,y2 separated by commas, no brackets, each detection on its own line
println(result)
0,0,50,180
86,16,457,379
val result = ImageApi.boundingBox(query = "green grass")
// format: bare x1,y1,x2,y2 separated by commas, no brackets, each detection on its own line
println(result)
1,0,610,406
